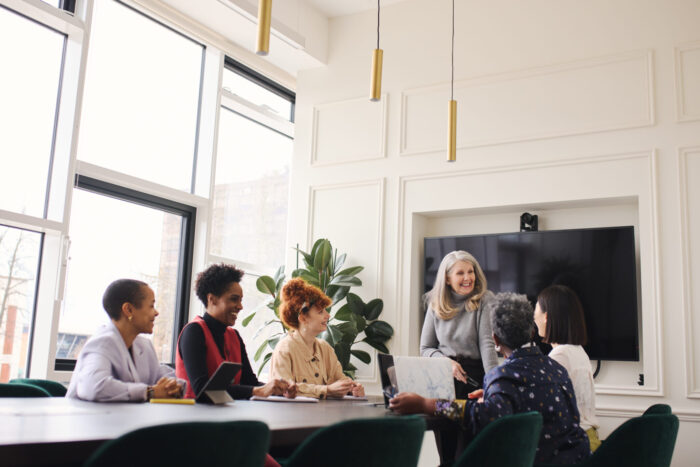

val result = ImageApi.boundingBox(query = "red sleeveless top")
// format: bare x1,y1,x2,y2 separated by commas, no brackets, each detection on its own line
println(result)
175,315,242,398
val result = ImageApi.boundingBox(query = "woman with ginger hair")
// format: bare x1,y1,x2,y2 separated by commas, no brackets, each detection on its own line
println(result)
270,278,364,399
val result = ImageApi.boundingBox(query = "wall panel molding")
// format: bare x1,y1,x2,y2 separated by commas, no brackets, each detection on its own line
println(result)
310,95,388,167
306,179,386,383
674,41,700,122
678,146,700,398
395,151,663,396
400,50,654,156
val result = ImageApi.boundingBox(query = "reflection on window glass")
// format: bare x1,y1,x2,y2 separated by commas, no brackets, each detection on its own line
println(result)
210,108,292,271
222,68,292,120
0,6,64,218
0,225,42,382
40,0,61,8
78,0,203,191
58,188,184,362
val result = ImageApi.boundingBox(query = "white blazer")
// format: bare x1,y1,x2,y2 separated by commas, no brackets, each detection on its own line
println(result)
66,321,181,402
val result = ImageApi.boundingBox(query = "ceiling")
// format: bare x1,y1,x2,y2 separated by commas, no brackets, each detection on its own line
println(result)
306,0,409,18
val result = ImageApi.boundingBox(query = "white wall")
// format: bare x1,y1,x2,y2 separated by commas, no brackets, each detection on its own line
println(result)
287,0,700,464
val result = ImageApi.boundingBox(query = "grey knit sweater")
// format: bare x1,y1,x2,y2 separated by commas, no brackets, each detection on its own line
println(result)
419,290,499,373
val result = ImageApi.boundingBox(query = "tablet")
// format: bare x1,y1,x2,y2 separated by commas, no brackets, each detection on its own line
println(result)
195,361,242,404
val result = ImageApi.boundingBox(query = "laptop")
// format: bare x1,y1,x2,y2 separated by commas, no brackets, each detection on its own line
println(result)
378,354,455,408
195,361,242,404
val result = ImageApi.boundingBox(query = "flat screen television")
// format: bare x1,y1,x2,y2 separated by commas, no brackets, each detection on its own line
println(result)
424,226,639,361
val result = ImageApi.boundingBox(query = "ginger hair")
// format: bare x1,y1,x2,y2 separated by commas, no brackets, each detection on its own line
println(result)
279,278,332,330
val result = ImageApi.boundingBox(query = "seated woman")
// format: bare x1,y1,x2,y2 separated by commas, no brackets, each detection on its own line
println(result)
175,263,295,400
390,292,590,465
271,278,364,399
67,279,184,402
535,284,601,452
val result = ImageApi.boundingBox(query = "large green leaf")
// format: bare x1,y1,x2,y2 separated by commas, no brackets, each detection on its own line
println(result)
334,342,351,368
313,239,332,272
330,275,362,287
319,329,334,347
326,324,344,346
364,298,384,321
333,253,347,275
254,339,269,361
267,336,281,350
350,313,367,333
346,293,365,315
294,246,314,269
256,276,277,296
241,311,256,327
336,321,357,343
365,320,394,339
350,349,371,364
291,268,305,278
363,337,390,354
326,285,350,306
310,238,326,258
333,304,353,321
257,352,272,377
336,266,364,277
273,265,285,284
299,271,321,287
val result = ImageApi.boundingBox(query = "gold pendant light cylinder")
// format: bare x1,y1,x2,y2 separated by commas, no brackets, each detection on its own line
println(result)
447,99,457,162
256,0,272,56
370,48,383,101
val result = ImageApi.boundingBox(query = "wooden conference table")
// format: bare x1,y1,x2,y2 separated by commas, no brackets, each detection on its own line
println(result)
0,396,452,467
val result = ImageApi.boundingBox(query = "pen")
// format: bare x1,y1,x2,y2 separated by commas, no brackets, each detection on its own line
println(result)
150,398,195,405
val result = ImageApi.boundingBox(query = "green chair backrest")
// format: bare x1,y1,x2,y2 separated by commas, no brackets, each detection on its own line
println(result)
10,378,67,397
83,420,269,467
642,403,672,416
580,413,679,467
0,382,50,397
453,411,543,467
282,416,426,467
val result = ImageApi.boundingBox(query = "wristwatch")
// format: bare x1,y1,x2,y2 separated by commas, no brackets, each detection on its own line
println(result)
146,386,155,401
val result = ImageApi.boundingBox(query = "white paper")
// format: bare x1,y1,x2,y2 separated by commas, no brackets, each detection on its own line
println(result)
250,395,318,403
393,356,455,399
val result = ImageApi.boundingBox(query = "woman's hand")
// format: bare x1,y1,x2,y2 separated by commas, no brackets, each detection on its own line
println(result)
451,360,468,383
467,388,484,403
351,382,365,397
283,380,297,399
152,377,182,399
389,392,436,415
252,378,292,398
326,379,354,398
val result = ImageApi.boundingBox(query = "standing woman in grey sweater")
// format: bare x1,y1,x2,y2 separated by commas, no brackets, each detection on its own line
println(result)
420,250,499,398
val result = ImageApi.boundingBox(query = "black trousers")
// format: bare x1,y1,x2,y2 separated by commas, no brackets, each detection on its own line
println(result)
453,356,485,398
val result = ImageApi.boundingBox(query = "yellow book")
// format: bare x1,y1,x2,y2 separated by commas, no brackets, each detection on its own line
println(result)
149,398,195,405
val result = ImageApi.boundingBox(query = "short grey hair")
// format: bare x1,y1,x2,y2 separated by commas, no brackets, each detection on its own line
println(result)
488,292,535,350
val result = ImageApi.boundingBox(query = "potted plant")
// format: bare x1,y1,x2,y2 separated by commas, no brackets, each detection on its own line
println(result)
242,239,393,378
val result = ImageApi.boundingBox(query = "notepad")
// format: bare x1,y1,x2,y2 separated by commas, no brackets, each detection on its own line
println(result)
250,395,318,403
341,395,368,401
149,398,195,405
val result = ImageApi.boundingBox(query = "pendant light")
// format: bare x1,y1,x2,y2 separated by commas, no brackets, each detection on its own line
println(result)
447,0,457,162
370,0,383,101
256,0,272,56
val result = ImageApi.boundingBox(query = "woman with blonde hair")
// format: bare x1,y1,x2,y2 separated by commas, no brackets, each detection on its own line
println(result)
271,278,364,399
420,250,498,398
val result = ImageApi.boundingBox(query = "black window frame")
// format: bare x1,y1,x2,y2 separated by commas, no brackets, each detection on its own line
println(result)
223,56,296,122
54,175,196,372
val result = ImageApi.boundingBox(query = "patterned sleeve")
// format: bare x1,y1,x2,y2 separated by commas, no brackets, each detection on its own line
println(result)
435,399,467,421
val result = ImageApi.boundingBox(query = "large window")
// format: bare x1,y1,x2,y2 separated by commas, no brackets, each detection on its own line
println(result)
77,0,204,192
0,5,65,218
0,225,42,382
57,177,194,365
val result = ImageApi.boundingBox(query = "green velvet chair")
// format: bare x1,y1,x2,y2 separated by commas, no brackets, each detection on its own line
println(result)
83,421,270,467
453,411,543,467
281,416,426,467
10,378,67,397
535,412,679,467
643,403,672,415
0,382,51,397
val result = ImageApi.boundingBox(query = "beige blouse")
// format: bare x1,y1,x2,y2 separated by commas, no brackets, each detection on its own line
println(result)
271,330,346,398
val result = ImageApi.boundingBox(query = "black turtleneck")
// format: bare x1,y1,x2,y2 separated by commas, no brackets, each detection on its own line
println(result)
178,312,261,399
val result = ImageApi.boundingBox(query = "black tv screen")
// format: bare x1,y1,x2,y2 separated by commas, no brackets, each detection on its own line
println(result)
424,226,639,361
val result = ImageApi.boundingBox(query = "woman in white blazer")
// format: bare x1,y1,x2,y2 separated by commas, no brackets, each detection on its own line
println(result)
66,279,185,402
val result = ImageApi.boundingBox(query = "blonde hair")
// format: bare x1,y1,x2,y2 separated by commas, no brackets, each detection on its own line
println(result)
424,250,488,320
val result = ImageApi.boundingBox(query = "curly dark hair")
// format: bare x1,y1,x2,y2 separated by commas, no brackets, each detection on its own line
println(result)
102,279,148,321
488,292,535,350
194,263,244,307
279,278,332,330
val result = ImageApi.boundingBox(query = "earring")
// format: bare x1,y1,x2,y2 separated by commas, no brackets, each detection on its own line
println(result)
494,344,501,353
128,316,133,322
